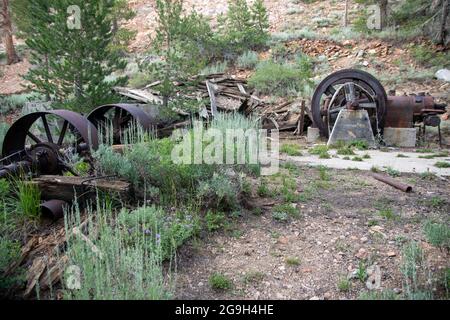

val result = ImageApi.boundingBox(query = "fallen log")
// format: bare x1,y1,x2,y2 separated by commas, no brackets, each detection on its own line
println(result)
31,175,131,202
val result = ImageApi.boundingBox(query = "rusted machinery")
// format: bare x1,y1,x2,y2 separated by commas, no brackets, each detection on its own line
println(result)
0,104,154,218
311,69,447,141
0,105,153,180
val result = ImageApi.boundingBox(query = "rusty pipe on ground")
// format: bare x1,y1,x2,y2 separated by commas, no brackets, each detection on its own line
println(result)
40,200,69,220
371,173,413,193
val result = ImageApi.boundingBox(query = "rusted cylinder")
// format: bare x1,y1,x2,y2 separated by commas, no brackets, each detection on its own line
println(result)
40,200,69,220
371,173,413,193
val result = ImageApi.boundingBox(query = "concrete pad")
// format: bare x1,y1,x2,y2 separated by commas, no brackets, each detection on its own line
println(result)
327,110,375,147
383,127,417,148
307,127,320,144
285,149,450,176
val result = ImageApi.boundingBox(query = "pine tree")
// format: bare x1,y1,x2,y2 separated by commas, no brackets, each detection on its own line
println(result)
149,0,210,109
13,0,132,112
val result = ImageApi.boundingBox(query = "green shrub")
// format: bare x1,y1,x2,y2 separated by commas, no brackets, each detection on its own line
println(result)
272,203,299,220
0,92,45,116
423,221,450,249
435,161,450,169
118,206,200,259
197,174,239,210
280,143,302,156
237,50,259,69
13,179,41,220
337,146,355,156
218,0,270,55
257,179,271,197
0,237,24,290
201,61,228,75
410,44,450,68
63,205,169,300
248,54,313,96
209,272,233,290
309,145,330,159
128,72,154,88
285,256,300,266
205,211,226,232
338,278,351,292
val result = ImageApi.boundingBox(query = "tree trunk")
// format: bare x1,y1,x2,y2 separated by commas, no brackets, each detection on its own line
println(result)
438,0,449,44
379,0,388,30
1,0,19,65
343,0,349,27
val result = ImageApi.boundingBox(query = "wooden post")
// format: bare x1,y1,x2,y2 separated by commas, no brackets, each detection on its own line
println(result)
299,100,306,136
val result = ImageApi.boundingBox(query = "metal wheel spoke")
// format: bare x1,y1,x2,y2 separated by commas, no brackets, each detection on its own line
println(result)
41,115,54,143
27,132,42,144
344,83,356,102
58,120,69,146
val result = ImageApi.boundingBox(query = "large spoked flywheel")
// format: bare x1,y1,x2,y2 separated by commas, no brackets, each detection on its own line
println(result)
311,69,387,138
0,110,98,177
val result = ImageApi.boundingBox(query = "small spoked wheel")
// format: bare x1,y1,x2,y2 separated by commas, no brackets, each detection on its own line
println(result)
311,69,387,138
87,104,152,144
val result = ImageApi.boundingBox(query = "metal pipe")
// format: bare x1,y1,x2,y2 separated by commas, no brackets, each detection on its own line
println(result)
371,173,413,193
40,200,69,220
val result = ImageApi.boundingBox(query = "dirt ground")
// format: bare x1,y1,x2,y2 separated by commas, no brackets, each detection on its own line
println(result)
174,161,449,300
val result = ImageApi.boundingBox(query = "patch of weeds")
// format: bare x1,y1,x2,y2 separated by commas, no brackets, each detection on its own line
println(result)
205,211,226,232
400,241,433,300
385,167,401,178
272,211,289,222
257,179,271,197
237,51,259,69
309,145,329,158
397,154,410,158
252,207,263,216
243,271,265,284
285,257,300,266
420,171,436,180
13,179,41,220
363,153,371,159
421,196,446,209
0,237,25,290
352,156,363,162
356,261,368,282
343,156,351,160
317,165,331,181
415,149,433,154
337,278,351,292
435,161,450,168
272,203,299,220
281,162,300,175
280,143,302,156
337,146,355,156
359,290,399,300
349,140,369,150
370,166,381,173
231,229,243,239
248,54,313,97
378,207,399,221
63,205,170,300
423,221,450,249
209,273,233,291
241,178,252,196
368,220,379,227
